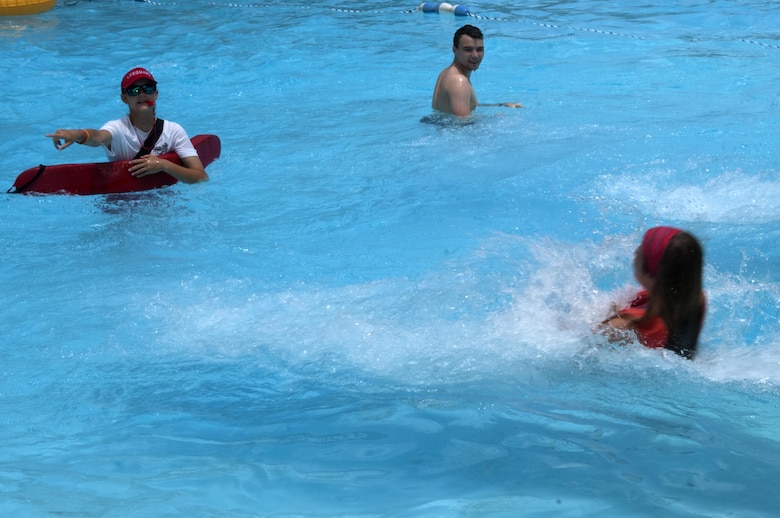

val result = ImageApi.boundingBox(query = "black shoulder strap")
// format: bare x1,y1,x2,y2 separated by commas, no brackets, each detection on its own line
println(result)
8,164,46,194
133,118,165,159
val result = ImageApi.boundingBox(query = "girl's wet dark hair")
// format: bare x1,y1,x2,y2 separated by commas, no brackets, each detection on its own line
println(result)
454,25,484,48
641,231,705,359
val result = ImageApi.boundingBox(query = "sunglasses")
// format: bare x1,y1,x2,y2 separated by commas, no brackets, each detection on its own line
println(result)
123,84,157,96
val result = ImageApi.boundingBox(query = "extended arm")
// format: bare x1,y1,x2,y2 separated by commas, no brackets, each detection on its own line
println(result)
46,128,112,150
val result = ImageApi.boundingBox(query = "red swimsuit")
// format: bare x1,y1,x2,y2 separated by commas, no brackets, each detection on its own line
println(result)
617,291,667,349
618,290,707,350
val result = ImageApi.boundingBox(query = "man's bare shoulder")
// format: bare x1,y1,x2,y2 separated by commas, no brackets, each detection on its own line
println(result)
438,69,470,93
438,64,467,81
433,64,476,116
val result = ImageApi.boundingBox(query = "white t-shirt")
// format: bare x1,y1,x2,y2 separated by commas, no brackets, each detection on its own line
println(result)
100,115,198,162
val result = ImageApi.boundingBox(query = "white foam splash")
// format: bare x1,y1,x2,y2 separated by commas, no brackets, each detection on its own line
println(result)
600,167,780,224
151,232,780,390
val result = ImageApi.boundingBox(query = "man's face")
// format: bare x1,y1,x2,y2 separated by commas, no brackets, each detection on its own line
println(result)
121,80,159,110
453,34,484,71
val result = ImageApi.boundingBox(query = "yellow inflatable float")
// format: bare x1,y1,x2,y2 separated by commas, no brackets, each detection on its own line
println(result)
0,0,55,16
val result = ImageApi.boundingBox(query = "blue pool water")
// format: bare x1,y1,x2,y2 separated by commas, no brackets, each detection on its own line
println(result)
2,0,779,515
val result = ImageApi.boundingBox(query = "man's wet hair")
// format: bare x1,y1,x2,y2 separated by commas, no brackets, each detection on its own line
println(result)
453,25,484,48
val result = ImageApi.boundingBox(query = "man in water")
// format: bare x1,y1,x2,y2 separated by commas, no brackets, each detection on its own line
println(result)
432,24,522,117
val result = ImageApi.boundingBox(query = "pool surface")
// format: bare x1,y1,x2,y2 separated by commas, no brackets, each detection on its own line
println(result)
2,0,779,515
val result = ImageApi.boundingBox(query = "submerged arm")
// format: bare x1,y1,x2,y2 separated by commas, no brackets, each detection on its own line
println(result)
479,102,524,108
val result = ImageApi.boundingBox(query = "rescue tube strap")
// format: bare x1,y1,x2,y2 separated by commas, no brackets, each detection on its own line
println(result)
8,164,46,194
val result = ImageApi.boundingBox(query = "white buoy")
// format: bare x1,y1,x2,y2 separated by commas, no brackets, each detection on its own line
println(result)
418,2,470,16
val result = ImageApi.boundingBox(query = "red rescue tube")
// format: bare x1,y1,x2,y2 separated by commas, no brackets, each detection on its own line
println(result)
9,134,220,195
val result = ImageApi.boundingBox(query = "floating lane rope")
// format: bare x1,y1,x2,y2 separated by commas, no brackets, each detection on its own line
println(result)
741,38,780,50
464,11,643,39
128,1,779,49
136,0,467,16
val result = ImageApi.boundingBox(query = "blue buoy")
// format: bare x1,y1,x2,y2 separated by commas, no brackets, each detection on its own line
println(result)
418,2,470,16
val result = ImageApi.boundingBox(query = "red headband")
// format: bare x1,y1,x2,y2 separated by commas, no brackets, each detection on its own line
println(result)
642,226,681,277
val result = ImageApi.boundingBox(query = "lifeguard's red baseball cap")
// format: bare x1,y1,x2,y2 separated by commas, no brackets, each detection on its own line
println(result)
121,67,157,89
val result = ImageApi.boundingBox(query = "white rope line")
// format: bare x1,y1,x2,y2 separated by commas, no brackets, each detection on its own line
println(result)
741,38,780,50
466,14,645,40
131,0,779,48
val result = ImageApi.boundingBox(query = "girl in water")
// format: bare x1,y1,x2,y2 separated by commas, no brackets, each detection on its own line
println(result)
602,226,705,359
